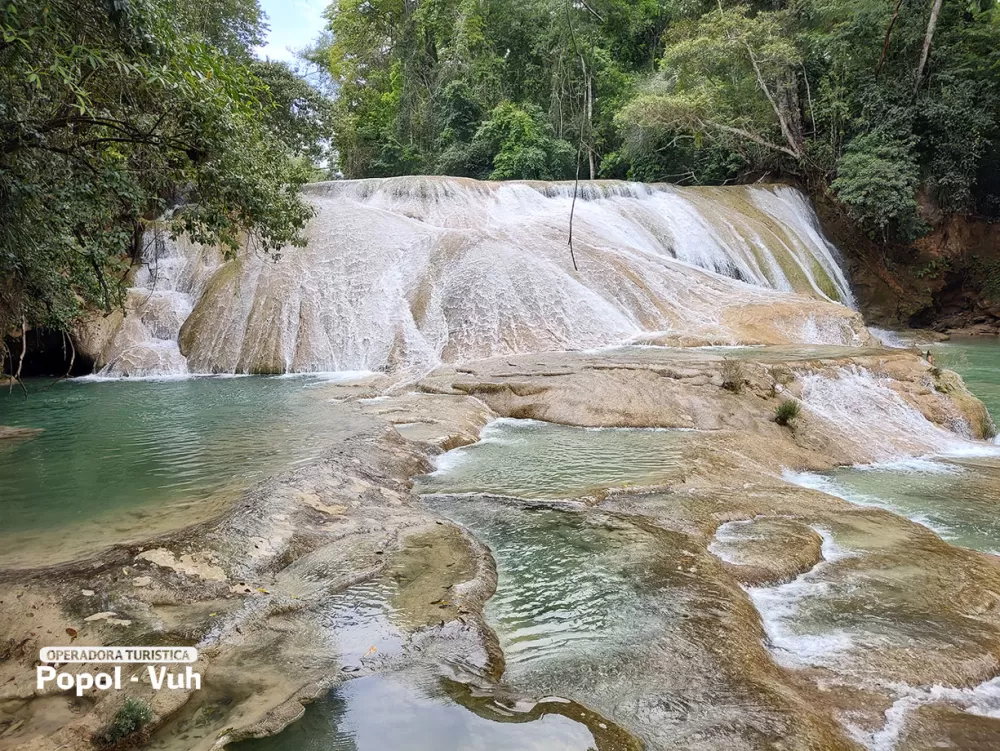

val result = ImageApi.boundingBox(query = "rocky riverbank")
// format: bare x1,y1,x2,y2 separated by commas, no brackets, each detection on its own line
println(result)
816,194,1000,335
2,345,999,750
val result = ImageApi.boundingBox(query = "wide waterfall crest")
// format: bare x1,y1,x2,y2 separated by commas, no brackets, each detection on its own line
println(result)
98,177,869,377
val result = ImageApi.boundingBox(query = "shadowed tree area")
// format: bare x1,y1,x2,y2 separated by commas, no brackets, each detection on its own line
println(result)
0,0,334,350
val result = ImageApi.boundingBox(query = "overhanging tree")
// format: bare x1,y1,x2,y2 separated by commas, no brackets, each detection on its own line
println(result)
0,0,325,349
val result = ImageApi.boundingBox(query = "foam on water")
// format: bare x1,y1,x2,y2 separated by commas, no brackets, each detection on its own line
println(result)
851,458,966,473
798,367,990,461
744,528,858,669
845,677,1000,751
74,372,252,383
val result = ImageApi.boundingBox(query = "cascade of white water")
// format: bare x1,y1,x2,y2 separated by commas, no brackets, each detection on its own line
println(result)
98,230,222,377
798,367,989,461
96,177,870,376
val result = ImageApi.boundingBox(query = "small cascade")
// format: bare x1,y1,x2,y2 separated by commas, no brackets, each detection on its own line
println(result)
798,367,987,461
98,230,221,377
95,177,869,376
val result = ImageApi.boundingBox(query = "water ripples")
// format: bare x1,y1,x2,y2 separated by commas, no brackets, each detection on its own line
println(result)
0,376,347,563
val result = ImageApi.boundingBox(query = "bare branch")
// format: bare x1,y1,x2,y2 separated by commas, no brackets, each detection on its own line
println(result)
743,41,802,158
708,121,803,159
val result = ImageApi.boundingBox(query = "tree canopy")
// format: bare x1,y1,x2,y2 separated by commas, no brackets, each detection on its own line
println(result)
0,0,333,338
4,0,999,349
313,0,1000,236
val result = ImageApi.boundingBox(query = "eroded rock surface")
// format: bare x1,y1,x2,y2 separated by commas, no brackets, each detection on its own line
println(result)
2,345,999,751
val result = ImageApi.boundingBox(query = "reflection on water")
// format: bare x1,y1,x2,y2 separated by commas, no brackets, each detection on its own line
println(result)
415,418,686,499
228,522,641,751
318,578,408,665
0,376,349,565
234,674,610,751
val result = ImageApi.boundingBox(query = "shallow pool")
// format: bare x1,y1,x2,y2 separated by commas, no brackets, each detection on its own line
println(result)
0,376,350,566
414,418,687,499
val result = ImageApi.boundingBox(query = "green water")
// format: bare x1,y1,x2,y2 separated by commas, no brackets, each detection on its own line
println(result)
792,458,1000,554
788,336,1000,554
0,376,348,566
240,422,768,750
417,498,782,747
425,498,673,672
932,337,1000,419
414,418,686,499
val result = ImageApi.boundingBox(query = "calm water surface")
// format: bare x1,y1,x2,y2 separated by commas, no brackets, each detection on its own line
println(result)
415,418,687,499
0,376,347,565
932,337,1000,418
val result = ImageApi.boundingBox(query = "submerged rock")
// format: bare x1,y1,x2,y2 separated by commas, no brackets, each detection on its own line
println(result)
0,425,42,442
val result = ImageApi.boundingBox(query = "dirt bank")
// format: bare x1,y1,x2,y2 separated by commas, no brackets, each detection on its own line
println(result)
815,193,1000,334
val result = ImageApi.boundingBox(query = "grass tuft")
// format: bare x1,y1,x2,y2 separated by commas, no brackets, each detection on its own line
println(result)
721,357,747,393
93,698,152,749
774,400,801,426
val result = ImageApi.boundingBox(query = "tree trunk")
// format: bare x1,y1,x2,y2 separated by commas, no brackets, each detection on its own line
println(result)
587,73,595,179
915,0,943,91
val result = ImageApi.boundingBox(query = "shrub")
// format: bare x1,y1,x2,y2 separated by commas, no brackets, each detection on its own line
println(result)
721,357,747,393
831,130,924,240
94,698,153,749
774,400,801,426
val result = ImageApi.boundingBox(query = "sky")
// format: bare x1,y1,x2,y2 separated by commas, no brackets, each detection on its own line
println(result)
255,0,328,62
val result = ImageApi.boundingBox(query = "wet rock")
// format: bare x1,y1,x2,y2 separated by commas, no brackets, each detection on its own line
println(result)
82,612,132,627
135,549,227,582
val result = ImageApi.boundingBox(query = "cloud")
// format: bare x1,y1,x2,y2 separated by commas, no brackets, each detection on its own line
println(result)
255,0,328,62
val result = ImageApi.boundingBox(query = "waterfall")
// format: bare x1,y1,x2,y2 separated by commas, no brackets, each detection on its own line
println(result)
798,367,987,461
98,230,222,377
96,177,868,376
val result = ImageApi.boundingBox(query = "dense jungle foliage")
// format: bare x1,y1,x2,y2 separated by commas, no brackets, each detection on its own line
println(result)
312,0,1000,236
2,0,999,354
0,0,333,341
